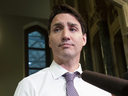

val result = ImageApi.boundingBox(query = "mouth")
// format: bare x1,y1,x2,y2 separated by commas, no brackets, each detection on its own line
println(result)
59,43,74,47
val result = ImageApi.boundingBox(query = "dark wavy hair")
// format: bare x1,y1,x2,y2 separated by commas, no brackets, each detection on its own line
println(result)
47,4,87,35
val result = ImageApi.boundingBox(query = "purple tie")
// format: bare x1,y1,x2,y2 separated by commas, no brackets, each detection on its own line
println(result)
63,72,79,96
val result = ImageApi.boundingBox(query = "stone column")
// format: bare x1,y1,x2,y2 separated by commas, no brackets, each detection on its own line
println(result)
97,20,114,76
81,24,93,71
83,44,93,71
83,27,93,71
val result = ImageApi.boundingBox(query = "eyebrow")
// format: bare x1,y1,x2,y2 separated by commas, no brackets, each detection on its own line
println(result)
52,22,78,28
67,22,78,27
52,22,63,28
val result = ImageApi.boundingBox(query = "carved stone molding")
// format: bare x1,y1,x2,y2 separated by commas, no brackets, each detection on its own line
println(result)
122,27,128,38
107,0,128,39
108,0,128,27
88,0,113,28
123,0,128,3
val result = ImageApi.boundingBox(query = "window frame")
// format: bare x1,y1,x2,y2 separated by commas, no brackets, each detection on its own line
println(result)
24,25,51,76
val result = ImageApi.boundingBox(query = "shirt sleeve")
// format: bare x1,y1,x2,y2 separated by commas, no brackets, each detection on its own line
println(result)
14,78,37,96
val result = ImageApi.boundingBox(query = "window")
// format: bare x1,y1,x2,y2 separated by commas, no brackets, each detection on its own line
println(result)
25,25,51,76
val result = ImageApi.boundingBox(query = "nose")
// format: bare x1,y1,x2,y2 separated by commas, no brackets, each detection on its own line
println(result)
61,28,70,42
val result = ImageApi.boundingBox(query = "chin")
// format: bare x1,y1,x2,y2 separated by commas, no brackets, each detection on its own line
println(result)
62,53,75,58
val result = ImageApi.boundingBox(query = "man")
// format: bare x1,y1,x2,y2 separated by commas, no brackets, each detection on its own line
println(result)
14,4,111,96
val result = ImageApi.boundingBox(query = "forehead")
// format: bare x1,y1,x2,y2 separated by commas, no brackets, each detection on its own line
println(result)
51,13,80,27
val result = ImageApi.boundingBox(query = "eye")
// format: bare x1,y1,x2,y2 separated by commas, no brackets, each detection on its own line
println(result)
70,28,76,31
54,28,61,32
70,27,77,32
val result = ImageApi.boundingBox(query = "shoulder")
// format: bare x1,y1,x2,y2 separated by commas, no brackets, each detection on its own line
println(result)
14,68,51,96
18,67,50,87
25,67,50,82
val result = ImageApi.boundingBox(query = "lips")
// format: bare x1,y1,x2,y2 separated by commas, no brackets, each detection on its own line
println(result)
59,43,74,47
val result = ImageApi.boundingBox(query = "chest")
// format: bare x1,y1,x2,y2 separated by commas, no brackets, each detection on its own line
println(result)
35,77,110,96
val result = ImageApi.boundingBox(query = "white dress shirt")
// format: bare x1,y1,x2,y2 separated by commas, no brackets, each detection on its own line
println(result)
14,61,111,96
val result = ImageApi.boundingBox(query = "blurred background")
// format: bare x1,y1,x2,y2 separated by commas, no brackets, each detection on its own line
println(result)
0,0,128,96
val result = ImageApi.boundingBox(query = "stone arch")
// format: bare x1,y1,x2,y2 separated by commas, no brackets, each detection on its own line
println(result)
23,21,47,31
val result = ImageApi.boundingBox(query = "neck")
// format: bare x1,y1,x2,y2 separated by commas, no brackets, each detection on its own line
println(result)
54,55,80,72
61,61,79,72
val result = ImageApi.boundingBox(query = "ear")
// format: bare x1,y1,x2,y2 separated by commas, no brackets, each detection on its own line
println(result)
48,36,52,48
82,33,87,46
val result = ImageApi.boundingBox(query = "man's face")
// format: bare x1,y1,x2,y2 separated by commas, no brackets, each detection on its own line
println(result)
49,13,86,61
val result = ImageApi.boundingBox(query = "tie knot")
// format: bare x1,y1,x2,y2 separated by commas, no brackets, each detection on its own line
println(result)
63,72,80,82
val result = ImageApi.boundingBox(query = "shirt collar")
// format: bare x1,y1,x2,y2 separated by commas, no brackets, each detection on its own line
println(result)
49,60,83,79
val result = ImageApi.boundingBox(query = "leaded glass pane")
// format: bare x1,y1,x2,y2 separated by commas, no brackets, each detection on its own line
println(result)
28,31,45,48
29,69,41,75
28,49,46,68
